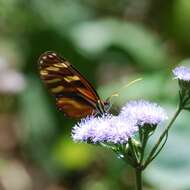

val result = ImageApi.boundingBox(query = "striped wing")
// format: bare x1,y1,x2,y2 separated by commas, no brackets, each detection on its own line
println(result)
38,51,103,118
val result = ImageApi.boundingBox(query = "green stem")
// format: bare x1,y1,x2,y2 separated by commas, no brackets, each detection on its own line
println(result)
135,168,142,190
147,132,168,163
128,139,139,165
143,107,181,168
140,137,148,164
140,130,149,164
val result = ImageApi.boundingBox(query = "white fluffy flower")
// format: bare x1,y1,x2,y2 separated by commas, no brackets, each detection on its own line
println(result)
72,114,138,144
173,66,190,81
120,100,168,126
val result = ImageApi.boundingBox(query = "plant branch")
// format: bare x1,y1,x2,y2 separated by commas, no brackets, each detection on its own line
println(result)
143,106,181,169
128,138,139,165
135,168,142,190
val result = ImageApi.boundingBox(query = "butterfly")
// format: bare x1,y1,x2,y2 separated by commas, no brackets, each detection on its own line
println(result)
38,51,109,118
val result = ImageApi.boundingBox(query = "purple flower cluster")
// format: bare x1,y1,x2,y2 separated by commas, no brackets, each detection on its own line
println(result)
120,100,168,126
0,56,26,94
72,115,138,144
72,100,167,144
173,66,190,81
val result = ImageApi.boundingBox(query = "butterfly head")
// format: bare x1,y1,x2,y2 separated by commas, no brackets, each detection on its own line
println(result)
103,100,111,113
96,99,111,116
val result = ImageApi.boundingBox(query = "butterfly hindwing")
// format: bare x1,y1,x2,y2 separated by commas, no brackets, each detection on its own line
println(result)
38,51,104,118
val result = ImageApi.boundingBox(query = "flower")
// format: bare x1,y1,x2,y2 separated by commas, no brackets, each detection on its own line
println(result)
0,56,26,94
173,66,190,81
72,114,138,144
173,66,190,109
0,70,26,93
120,100,168,126
173,66,190,96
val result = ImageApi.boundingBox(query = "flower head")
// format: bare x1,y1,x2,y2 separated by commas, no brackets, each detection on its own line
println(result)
120,100,168,126
0,56,26,94
173,66,190,97
72,114,138,144
0,70,26,93
173,66,190,81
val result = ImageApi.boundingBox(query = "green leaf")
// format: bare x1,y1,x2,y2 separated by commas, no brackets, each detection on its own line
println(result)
69,19,169,69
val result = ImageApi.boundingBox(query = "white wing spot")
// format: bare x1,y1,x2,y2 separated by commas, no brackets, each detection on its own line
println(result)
42,56,47,60
52,53,57,56
48,54,53,58
40,60,43,64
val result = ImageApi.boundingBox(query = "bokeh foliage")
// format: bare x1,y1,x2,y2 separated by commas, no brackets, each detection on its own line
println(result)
0,0,190,189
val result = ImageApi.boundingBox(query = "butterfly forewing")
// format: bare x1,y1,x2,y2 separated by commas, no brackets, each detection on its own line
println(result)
38,51,104,118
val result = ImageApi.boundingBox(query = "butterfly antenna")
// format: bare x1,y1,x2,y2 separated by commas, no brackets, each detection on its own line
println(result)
122,77,142,89
106,78,142,102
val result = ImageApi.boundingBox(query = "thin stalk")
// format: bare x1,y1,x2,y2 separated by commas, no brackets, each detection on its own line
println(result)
143,107,181,168
140,127,150,164
140,134,149,164
147,132,168,164
135,168,142,190
128,139,139,165
139,127,143,142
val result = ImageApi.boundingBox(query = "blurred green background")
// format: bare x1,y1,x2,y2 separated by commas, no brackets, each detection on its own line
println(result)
1,0,190,189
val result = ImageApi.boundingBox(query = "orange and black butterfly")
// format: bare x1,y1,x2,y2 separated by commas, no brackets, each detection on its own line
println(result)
38,51,109,118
